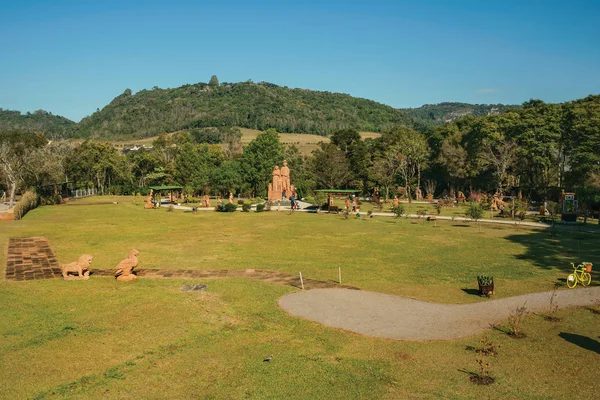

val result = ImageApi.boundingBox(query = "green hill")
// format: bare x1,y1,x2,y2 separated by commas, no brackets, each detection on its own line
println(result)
69,81,413,139
0,109,75,138
400,102,517,129
0,82,519,140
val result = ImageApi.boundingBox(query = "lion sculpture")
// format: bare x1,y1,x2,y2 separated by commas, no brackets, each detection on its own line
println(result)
115,249,139,281
61,254,93,280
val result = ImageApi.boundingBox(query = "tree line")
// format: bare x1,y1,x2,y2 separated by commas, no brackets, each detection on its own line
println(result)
1,95,599,212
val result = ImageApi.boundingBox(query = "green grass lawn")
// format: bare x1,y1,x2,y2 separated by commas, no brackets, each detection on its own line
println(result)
1,196,599,399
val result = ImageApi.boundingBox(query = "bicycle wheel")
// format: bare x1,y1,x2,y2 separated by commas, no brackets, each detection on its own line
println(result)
566,274,577,288
581,272,591,286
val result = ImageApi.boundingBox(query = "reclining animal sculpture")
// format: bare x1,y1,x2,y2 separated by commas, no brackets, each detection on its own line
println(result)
61,254,93,280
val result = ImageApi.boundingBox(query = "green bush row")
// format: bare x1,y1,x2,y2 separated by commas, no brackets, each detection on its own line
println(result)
216,203,237,212
13,190,39,220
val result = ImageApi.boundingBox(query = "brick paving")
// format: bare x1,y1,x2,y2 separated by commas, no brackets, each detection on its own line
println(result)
5,237,62,281
5,237,358,290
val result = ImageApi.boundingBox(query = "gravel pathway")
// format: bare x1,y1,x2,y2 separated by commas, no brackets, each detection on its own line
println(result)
278,287,600,341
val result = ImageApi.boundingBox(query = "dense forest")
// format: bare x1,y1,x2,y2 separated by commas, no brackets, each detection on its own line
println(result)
400,102,516,130
0,109,74,138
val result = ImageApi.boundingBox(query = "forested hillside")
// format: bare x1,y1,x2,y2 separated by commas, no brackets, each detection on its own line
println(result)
1,80,518,140
0,109,74,138
69,80,413,139
400,102,517,129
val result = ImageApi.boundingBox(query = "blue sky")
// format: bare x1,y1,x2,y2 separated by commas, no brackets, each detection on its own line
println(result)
1,0,599,122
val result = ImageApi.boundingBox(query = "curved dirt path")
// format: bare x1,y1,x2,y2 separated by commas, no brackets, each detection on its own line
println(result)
278,287,600,341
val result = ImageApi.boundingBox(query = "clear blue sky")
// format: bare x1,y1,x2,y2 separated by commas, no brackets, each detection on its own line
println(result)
1,0,599,122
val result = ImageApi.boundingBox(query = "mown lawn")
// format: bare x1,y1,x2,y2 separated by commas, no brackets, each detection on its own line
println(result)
1,196,598,399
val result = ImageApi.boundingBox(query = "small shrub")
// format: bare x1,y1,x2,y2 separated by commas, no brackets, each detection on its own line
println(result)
392,204,405,219
185,196,200,204
217,202,237,212
237,199,245,205
167,205,174,212
313,192,327,209
475,336,501,357
477,276,494,286
416,209,427,223
544,284,561,322
469,337,497,385
256,203,265,212
13,190,39,220
465,202,484,221
241,203,251,212
264,201,272,211
507,303,528,338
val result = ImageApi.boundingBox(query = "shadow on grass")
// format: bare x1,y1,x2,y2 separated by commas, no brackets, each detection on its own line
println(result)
451,224,471,228
457,368,477,378
559,332,600,354
490,324,510,335
505,228,600,274
461,288,481,296
584,306,600,315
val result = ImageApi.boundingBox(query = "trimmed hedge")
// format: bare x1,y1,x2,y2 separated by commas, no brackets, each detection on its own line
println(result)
217,202,237,212
13,190,39,220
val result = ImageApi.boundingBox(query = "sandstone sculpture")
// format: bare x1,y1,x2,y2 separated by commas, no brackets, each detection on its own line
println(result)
372,187,380,205
115,249,139,281
61,254,93,280
415,187,423,201
268,160,296,201
280,160,291,192
491,193,507,211
272,166,281,192
144,189,154,209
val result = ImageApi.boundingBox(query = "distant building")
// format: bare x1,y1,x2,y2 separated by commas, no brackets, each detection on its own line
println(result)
121,145,152,154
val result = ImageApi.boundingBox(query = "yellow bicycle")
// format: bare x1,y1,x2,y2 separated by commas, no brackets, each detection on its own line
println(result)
566,262,592,288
